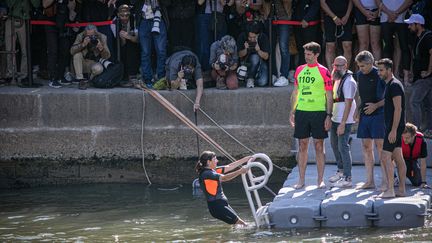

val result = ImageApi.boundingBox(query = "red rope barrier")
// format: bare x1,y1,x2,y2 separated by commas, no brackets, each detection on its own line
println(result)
272,20,321,26
30,20,114,27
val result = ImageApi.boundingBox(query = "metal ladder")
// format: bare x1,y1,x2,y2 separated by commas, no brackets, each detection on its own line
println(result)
241,153,273,228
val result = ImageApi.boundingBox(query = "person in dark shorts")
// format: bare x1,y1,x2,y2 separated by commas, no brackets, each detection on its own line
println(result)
401,123,429,188
354,51,386,190
290,42,333,189
376,58,406,198
320,0,353,69
195,151,252,225
352,0,381,59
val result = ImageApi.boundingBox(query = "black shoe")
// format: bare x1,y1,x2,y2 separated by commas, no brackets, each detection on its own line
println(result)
72,78,84,84
59,78,72,85
78,80,88,90
49,80,62,88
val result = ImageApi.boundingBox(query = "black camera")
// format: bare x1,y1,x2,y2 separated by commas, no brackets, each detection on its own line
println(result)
183,66,194,80
89,35,98,46
217,53,231,71
248,41,256,49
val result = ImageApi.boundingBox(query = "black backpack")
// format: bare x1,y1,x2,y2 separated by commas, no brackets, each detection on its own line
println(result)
91,63,124,88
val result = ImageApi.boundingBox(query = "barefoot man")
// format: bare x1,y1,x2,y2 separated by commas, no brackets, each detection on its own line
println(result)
377,58,406,198
290,42,333,189
354,51,386,190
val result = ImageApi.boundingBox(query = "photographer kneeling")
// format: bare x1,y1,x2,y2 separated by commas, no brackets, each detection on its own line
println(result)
70,24,111,90
237,22,270,88
166,50,203,112
210,35,239,90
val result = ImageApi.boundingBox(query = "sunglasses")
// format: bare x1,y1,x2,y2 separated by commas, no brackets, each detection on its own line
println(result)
335,25,344,39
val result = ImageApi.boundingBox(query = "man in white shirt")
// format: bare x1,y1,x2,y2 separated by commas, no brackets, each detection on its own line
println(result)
328,56,357,187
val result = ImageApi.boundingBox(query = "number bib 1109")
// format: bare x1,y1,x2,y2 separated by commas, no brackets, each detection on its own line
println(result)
296,66,327,111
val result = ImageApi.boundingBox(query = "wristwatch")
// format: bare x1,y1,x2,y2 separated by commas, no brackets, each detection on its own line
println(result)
326,113,333,118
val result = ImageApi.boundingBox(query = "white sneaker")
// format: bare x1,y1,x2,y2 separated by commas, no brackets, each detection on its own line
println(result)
328,171,343,183
274,76,288,87
333,177,352,188
272,75,277,84
179,79,187,90
246,78,255,88
288,70,295,83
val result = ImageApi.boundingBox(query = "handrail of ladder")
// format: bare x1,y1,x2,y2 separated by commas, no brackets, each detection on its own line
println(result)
242,153,273,227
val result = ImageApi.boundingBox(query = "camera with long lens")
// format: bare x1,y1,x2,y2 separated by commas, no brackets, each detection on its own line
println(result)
237,65,247,81
98,58,113,69
151,8,162,34
217,53,231,71
183,66,194,80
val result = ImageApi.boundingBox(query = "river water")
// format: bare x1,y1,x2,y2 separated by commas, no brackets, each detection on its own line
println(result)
0,183,431,242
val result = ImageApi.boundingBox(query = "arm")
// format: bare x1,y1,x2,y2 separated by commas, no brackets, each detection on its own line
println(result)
325,89,333,131
341,0,353,25
70,33,85,55
42,0,54,8
256,48,269,60
220,166,248,182
364,98,384,115
388,95,402,143
420,158,427,185
337,98,353,135
289,85,298,127
238,43,248,58
421,49,432,78
394,0,413,15
223,156,253,173
320,0,337,19
194,78,204,112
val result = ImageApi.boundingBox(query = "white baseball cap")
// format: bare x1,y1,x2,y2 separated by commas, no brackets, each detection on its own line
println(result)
404,14,425,25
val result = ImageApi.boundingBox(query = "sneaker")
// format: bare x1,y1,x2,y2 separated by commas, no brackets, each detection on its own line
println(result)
329,171,343,183
49,79,62,88
59,78,72,85
145,82,154,89
288,70,295,83
272,75,277,84
246,78,255,88
274,76,289,87
179,79,187,90
333,177,352,188
78,80,88,90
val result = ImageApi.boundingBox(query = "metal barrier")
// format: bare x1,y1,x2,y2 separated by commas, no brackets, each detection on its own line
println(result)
241,153,273,227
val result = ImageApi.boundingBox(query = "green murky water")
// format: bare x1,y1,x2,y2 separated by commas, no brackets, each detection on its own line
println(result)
0,183,431,242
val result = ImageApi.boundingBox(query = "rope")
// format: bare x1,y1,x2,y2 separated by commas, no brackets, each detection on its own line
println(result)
141,87,277,196
175,90,290,174
141,90,152,185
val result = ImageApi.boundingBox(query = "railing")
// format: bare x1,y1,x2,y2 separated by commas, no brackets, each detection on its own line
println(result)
241,153,273,227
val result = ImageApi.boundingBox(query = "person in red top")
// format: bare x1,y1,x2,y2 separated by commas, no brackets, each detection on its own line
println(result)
290,42,333,189
401,123,429,188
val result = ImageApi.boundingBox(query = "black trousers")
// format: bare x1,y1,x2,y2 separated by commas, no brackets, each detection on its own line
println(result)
45,25,71,80
381,22,410,71
120,40,140,78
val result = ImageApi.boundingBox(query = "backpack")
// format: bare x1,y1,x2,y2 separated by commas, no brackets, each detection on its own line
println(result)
91,63,124,88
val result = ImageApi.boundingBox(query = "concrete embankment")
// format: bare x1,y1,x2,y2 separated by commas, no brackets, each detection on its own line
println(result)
0,85,295,187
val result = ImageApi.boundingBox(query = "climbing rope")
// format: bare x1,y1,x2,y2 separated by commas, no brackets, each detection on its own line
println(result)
141,90,152,185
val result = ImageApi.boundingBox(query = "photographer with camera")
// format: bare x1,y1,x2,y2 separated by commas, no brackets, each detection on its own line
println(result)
210,35,238,89
237,21,269,88
42,0,78,88
166,50,204,112
70,24,111,90
110,4,140,87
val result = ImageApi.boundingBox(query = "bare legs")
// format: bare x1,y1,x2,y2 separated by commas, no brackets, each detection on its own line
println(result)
358,138,384,189
294,138,325,189
379,148,406,198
